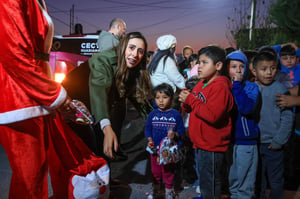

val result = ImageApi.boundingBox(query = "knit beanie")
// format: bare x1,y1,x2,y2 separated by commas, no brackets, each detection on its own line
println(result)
156,34,177,50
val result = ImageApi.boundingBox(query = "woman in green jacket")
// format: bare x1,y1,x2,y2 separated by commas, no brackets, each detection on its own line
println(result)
89,32,152,159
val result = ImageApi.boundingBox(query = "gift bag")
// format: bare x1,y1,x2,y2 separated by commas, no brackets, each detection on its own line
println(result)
158,137,183,165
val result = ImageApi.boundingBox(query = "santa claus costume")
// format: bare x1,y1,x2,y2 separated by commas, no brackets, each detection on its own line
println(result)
0,0,109,198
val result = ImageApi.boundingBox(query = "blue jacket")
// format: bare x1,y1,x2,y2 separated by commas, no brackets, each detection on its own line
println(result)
232,81,260,145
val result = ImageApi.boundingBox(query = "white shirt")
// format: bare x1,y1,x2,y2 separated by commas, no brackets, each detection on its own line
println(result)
150,56,185,92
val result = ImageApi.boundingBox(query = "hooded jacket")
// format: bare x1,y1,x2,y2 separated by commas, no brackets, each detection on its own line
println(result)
226,50,260,145
231,81,260,145
182,76,234,152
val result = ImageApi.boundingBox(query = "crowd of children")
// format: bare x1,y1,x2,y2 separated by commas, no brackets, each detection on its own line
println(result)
144,35,299,199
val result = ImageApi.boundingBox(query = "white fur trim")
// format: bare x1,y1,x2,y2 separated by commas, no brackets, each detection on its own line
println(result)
0,86,66,124
48,86,67,110
0,106,50,124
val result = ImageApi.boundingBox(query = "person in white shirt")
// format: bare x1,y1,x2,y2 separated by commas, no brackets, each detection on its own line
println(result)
148,34,185,93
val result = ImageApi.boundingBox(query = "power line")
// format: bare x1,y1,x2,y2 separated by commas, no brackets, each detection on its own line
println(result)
133,6,232,32
47,2,100,34
148,14,226,37
50,15,69,27
99,0,186,9
47,3,69,16
75,0,189,13
132,9,196,31
47,0,235,36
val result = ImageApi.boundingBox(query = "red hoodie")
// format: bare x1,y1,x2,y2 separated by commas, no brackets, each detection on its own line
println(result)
182,76,234,152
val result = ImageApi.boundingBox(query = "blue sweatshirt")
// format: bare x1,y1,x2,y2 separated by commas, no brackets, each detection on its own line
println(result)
256,80,294,149
272,44,300,86
281,64,300,86
232,81,260,145
144,108,185,147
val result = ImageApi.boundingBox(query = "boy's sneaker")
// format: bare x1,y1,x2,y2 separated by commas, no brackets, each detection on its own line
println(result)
181,179,192,189
166,188,178,199
147,192,165,199
147,183,163,199
147,193,153,199
196,185,201,194
165,191,174,199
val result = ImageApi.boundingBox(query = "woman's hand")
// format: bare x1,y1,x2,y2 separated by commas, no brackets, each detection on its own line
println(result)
102,125,118,159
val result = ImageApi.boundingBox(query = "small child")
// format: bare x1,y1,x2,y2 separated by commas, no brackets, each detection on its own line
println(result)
183,54,199,79
226,50,260,199
259,46,292,88
243,50,258,82
279,45,300,86
179,45,234,199
145,83,185,199
252,51,294,199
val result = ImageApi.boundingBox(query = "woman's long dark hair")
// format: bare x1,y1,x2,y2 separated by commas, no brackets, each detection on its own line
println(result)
147,47,176,75
115,32,152,103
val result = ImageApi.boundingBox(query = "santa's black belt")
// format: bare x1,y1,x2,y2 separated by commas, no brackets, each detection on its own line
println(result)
35,51,49,61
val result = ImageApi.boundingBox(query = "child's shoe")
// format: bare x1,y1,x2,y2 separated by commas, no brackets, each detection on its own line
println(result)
147,183,162,199
196,185,201,193
165,188,177,199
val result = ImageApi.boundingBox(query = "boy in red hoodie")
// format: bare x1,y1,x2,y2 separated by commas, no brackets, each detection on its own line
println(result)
179,45,234,199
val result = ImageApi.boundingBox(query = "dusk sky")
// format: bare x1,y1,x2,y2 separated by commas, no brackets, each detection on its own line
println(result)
45,0,275,53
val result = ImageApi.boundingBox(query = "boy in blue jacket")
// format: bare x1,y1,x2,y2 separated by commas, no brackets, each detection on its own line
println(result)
226,50,260,199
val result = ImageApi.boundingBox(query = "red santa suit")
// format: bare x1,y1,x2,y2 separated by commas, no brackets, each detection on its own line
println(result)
0,0,109,198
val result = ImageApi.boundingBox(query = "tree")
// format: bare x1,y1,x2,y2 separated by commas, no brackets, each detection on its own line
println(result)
226,0,279,50
269,0,300,45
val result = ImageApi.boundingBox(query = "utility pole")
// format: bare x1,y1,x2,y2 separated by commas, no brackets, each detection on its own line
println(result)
69,4,74,34
249,0,256,41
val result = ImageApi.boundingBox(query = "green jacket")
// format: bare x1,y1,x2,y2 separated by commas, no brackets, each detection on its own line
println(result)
89,50,118,124
89,50,153,128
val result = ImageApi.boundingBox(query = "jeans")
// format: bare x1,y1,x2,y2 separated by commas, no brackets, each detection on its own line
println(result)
259,144,284,199
229,144,258,199
193,149,200,186
195,148,224,199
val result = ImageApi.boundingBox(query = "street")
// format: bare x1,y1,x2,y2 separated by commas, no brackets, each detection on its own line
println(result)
0,104,299,198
